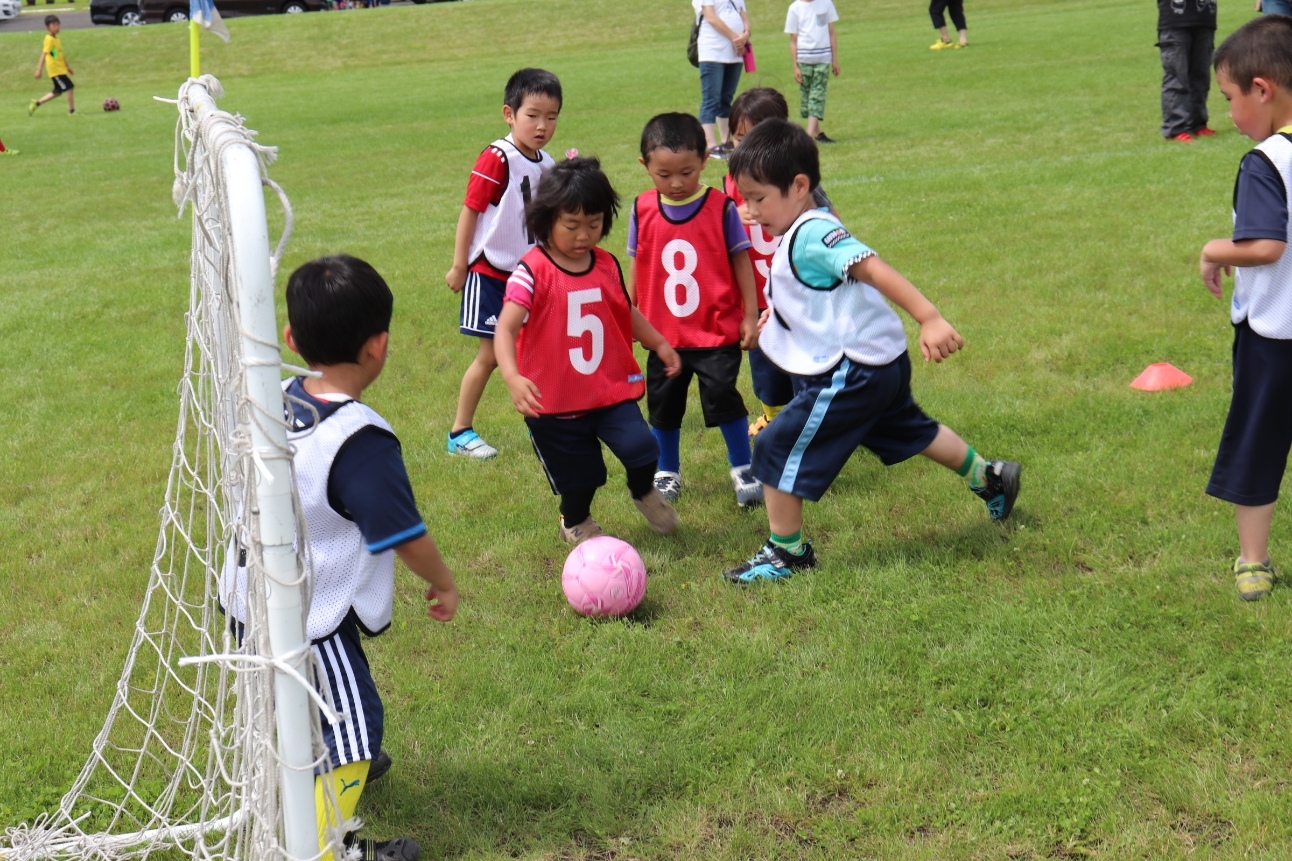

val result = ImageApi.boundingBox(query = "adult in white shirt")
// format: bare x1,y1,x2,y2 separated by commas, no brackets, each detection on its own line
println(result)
693,0,750,155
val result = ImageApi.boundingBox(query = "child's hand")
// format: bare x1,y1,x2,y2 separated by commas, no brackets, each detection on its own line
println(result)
918,315,964,363
793,66,804,85
505,374,543,418
737,201,757,226
740,314,759,350
444,264,467,293
1200,245,1231,298
425,583,459,622
832,62,840,76
758,307,770,333
657,343,683,377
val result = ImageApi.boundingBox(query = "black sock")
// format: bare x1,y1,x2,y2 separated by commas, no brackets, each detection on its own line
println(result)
626,463,656,500
560,487,596,525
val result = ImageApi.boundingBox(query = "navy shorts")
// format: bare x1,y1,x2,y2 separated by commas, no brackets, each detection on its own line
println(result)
312,611,384,768
459,271,506,338
646,345,747,430
752,353,940,502
747,345,795,409
526,399,658,494
51,75,73,95
1207,321,1292,506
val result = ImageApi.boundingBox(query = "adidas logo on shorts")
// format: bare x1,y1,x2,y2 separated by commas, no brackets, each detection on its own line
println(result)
484,315,498,326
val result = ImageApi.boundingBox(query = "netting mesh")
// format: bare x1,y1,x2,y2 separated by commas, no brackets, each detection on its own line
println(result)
2,76,345,861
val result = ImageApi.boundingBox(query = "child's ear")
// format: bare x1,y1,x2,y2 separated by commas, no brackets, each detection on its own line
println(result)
1254,76,1277,102
700,150,710,168
502,104,516,125
638,156,648,168
792,174,811,198
365,331,390,362
283,324,298,355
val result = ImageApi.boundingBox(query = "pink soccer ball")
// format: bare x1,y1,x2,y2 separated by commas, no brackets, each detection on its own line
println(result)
561,536,647,618
103,98,120,112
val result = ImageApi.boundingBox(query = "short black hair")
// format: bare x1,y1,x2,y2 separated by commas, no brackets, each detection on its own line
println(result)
504,68,563,112
726,118,820,193
44,14,59,25
1215,14,1292,92
525,156,620,245
640,112,708,161
729,87,789,134
285,255,393,366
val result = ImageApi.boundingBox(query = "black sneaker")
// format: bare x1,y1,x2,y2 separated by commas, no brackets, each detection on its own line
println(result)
814,133,837,144
972,460,1020,520
722,541,817,585
354,837,421,861
367,749,392,783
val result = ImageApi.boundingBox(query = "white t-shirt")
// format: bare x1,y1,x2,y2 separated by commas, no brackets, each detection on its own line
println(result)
693,0,747,64
785,0,839,65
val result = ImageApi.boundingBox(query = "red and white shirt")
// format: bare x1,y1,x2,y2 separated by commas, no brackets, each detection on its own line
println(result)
505,247,645,415
633,188,744,348
464,135,555,279
724,174,780,310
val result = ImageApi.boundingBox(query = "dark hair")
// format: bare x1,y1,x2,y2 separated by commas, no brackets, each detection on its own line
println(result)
44,14,59,25
726,118,820,193
285,255,393,366
525,156,620,245
1215,14,1292,92
504,68,563,112
640,112,708,161
729,88,789,134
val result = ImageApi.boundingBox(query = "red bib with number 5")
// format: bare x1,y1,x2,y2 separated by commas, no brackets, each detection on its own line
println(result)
634,188,743,348
514,247,645,416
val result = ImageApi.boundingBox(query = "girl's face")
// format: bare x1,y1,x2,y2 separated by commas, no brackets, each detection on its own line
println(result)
549,209,605,262
731,119,754,149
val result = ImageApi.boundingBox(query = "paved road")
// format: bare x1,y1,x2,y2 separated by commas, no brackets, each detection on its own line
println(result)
3,6,91,31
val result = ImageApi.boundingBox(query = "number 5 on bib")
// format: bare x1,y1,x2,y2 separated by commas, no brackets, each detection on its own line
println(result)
567,287,604,375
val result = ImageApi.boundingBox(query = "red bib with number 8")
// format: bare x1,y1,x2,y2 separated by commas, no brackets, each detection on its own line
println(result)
514,247,645,415
634,188,744,348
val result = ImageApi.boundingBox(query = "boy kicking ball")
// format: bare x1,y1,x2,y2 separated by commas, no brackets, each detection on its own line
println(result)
29,16,74,117
722,119,1020,584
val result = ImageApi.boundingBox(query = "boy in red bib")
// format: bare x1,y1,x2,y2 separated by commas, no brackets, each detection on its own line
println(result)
627,112,762,508
495,158,682,544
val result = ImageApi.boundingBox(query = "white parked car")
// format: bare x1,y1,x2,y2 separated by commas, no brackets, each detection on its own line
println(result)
0,0,22,21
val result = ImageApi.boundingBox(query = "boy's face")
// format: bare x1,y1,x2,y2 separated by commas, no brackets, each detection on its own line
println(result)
47,21,60,34
640,147,707,200
503,94,561,157
734,173,814,237
1217,68,1278,141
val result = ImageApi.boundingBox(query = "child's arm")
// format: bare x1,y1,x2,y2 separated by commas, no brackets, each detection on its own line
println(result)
33,51,44,79
444,206,481,293
849,255,964,363
730,249,759,350
494,301,544,417
625,256,637,304
1199,238,1286,297
829,22,839,76
631,307,682,377
789,34,802,84
394,534,459,622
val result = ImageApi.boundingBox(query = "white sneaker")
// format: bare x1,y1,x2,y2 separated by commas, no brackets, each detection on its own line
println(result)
730,466,764,508
447,429,498,460
653,470,682,502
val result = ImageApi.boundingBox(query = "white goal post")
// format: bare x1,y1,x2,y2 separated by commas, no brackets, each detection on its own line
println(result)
2,76,345,861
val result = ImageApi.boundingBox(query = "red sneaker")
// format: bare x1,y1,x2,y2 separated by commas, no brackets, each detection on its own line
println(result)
1194,127,1217,137
1171,132,1195,143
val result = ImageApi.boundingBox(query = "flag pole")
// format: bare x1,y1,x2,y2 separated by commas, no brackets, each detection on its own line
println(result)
190,19,200,77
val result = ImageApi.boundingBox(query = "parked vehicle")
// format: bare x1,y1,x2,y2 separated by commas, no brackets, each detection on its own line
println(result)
0,0,23,21
90,0,144,25
140,0,326,24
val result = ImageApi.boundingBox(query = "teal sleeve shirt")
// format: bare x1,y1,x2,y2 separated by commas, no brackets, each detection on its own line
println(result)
788,213,875,288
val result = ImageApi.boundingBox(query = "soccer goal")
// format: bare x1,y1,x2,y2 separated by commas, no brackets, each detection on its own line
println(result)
2,76,343,861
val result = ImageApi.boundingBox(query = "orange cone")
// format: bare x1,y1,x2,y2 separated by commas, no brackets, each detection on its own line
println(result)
1131,362,1193,391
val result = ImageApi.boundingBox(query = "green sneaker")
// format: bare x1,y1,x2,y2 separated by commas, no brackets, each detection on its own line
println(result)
28,99,38,116
1234,558,1274,602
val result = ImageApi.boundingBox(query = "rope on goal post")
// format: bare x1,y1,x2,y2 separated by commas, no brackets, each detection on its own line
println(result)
2,75,355,861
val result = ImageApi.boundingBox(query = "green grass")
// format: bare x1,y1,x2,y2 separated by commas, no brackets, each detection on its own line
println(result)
4,0,1292,857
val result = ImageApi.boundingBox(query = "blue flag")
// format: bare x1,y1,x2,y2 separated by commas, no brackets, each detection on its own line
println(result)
191,0,230,42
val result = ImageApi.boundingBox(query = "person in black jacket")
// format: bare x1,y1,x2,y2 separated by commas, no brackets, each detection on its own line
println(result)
1158,0,1219,141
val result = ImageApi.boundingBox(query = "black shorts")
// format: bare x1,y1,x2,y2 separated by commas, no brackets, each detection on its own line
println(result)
51,75,73,95
752,353,939,502
1207,320,1292,506
646,345,747,430
525,400,658,494
747,345,795,408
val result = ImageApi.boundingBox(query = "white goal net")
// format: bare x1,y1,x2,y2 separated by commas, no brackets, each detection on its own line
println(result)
2,76,345,861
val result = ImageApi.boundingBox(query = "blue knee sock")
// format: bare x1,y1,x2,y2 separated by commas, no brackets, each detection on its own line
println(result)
652,427,681,473
719,418,752,468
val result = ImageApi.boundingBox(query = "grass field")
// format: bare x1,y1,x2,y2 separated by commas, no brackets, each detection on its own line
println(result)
4,0,1292,858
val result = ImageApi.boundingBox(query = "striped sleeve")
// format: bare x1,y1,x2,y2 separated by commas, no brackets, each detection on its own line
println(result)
463,145,509,213
504,261,537,311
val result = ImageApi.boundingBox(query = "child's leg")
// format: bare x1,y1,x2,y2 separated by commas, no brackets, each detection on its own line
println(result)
917,423,1021,520
315,760,370,856
1236,503,1276,565
646,349,693,495
597,401,678,534
527,413,610,542
65,85,74,113
453,336,497,434
929,0,953,45
451,272,505,452
947,0,967,44
693,346,763,505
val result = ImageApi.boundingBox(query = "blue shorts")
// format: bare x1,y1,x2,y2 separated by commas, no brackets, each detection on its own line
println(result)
1207,320,1292,506
526,400,658,494
460,271,506,338
312,611,383,768
748,345,795,409
752,353,939,502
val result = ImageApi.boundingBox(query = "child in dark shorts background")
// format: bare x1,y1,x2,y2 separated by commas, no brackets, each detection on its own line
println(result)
1199,15,1292,601
721,118,1020,585
29,16,74,117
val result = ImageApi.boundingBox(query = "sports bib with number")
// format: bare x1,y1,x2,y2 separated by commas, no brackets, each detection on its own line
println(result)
724,174,778,310
468,136,555,276
514,246,645,415
634,188,744,348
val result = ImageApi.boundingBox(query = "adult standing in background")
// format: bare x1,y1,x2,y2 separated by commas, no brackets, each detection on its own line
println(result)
1257,1,1292,17
928,0,968,50
694,0,750,158
1157,0,1217,142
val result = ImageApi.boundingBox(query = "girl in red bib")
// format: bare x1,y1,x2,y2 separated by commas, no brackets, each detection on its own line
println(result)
495,158,683,545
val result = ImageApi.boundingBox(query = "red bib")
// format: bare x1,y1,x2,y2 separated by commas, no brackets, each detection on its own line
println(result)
634,188,743,348
515,247,645,416
724,174,779,311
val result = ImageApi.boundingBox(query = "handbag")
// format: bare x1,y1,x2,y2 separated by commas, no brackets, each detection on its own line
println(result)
687,11,702,67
